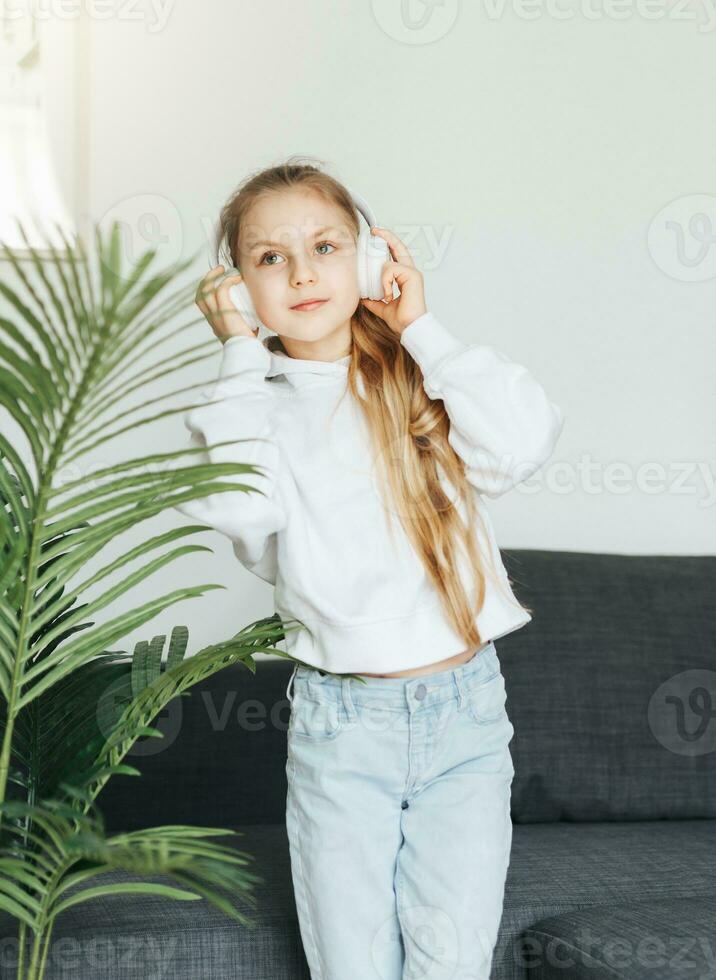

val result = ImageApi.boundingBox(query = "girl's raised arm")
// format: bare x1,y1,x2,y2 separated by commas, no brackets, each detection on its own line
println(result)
174,334,287,585
400,312,565,498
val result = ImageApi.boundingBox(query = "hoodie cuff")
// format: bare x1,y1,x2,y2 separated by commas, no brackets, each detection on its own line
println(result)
399,312,466,379
216,334,271,391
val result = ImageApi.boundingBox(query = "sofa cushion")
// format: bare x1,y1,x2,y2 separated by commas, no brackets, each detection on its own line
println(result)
500,549,716,822
493,818,716,979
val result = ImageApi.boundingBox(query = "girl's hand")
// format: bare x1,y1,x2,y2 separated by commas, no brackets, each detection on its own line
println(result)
359,227,427,336
195,266,258,344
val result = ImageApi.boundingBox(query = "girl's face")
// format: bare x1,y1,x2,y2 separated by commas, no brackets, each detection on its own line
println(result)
237,189,360,348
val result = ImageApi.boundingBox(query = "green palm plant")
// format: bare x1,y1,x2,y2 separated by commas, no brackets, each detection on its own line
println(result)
0,218,318,980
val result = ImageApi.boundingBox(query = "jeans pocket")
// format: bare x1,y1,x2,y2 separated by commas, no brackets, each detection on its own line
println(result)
465,669,509,726
289,690,346,741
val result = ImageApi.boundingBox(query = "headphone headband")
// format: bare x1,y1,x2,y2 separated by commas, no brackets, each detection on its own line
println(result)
349,191,378,237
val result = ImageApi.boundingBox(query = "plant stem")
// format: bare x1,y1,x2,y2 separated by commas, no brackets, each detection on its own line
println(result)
37,920,54,980
16,921,26,979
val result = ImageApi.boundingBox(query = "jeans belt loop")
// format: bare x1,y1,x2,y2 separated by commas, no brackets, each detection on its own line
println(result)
286,663,298,705
341,676,357,722
453,670,468,711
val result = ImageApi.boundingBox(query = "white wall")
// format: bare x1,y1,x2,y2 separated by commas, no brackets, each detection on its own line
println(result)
65,0,715,657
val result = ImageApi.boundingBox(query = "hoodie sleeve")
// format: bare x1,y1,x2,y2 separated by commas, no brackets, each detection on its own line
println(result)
399,311,565,498
174,335,287,584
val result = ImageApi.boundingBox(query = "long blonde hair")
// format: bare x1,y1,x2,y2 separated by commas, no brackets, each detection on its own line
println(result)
217,155,528,651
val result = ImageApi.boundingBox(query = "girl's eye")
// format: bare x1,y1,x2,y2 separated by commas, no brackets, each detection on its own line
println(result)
259,242,336,266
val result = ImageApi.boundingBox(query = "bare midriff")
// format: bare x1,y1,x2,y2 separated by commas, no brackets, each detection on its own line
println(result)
357,644,488,679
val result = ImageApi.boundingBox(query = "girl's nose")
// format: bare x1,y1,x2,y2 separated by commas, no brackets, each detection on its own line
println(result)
292,274,316,288
291,261,317,288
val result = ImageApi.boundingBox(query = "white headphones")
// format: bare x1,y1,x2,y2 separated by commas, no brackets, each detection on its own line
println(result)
209,189,391,333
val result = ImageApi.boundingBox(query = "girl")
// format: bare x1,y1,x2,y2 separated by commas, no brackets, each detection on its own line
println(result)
178,158,564,979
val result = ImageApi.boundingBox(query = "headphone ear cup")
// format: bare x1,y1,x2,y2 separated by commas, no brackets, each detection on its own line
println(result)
212,227,267,333
227,280,266,334
357,226,390,300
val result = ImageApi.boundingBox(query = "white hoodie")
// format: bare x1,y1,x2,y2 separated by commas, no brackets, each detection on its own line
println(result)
174,312,564,674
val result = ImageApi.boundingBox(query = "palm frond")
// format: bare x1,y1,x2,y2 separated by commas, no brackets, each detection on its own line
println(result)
0,218,310,810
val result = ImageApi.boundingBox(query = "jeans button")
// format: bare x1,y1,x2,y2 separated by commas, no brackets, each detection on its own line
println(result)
415,683,427,700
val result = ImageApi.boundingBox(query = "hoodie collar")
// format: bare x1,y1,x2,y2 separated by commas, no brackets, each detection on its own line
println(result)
263,334,351,387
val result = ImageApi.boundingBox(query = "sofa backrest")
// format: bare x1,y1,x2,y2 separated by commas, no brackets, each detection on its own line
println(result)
501,549,716,822
100,549,716,831
101,652,292,831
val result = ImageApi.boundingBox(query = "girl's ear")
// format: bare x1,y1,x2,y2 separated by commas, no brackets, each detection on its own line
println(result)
360,298,389,320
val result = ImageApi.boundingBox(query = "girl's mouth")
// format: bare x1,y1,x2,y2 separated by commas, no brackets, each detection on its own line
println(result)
290,299,329,312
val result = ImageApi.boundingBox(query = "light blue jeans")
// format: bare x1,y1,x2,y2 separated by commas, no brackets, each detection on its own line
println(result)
284,641,515,980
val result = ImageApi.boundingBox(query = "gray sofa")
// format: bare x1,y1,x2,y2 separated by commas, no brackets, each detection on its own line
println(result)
2,548,715,979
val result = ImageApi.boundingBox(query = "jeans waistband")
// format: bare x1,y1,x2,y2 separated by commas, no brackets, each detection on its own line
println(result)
284,641,499,710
